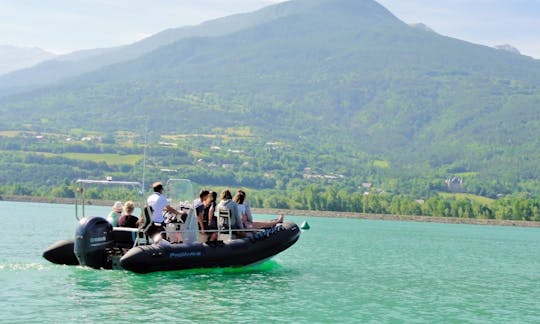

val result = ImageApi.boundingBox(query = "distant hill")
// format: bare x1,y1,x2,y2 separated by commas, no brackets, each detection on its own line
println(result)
0,3,298,96
0,45,56,75
1,0,540,196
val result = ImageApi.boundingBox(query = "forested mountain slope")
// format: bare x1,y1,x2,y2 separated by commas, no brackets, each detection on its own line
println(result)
1,0,540,197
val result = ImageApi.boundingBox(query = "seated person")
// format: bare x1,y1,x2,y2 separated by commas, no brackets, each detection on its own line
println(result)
118,201,139,228
217,189,244,235
235,189,285,229
107,201,123,226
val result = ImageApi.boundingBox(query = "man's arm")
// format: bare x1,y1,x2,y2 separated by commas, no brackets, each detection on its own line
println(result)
164,204,180,215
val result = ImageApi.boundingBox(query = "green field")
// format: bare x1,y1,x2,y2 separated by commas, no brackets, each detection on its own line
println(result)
373,160,390,168
61,153,142,165
23,151,142,165
0,131,20,137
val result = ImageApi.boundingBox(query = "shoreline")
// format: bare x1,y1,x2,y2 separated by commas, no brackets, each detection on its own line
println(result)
252,208,540,228
2,195,539,228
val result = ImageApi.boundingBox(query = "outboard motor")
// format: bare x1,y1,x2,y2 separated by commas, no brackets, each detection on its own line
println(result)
74,217,114,269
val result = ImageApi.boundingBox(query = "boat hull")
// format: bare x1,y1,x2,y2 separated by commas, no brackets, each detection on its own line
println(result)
120,221,301,273
42,239,79,265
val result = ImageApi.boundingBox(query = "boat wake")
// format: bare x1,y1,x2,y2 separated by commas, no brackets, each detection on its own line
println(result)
0,262,45,271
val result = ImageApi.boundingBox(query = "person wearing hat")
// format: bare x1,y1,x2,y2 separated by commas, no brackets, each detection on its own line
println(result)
147,182,181,225
107,201,123,226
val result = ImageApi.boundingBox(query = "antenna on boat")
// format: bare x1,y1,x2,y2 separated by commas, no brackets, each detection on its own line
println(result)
141,130,148,194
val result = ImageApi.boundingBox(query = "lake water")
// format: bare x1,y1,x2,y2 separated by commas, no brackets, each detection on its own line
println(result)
1,201,539,323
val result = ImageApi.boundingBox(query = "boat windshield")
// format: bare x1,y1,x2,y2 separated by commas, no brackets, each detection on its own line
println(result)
164,178,194,204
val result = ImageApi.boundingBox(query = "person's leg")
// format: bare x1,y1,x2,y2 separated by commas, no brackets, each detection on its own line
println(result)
207,220,218,241
252,214,285,228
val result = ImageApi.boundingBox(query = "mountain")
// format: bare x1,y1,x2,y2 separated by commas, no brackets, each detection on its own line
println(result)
1,0,540,196
0,45,56,75
0,2,300,96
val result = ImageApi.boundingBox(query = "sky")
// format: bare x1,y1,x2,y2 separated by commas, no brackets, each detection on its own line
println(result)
0,0,539,58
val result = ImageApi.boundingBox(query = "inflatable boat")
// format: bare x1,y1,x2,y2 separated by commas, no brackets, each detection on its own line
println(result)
43,179,301,273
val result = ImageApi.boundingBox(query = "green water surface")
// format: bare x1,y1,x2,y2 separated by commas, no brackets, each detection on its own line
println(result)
0,201,539,323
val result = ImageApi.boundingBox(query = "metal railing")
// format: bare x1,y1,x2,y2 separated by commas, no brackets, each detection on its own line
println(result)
74,179,143,220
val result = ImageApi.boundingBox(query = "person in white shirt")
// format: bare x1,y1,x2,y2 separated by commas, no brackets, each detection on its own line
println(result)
147,182,181,224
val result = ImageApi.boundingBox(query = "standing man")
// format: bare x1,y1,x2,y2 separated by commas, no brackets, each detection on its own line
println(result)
193,190,211,238
147,182,181,225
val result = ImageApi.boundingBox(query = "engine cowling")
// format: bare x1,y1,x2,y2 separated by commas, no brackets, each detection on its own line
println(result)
74,217,113,269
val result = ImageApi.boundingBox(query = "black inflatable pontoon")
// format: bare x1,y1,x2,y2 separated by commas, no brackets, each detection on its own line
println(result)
121,221,299,273
43,217,300,273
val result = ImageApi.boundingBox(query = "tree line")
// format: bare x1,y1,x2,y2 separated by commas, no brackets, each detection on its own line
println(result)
248,185,540,221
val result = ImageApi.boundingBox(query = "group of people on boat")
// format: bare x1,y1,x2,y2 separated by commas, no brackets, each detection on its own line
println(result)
106,181,285,242
192,187,285,241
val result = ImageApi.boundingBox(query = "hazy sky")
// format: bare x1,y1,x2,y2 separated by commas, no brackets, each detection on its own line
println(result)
1,0,538,58
378,0,540,59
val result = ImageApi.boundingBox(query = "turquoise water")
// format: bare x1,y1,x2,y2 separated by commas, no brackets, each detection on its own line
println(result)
1,201,539,323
